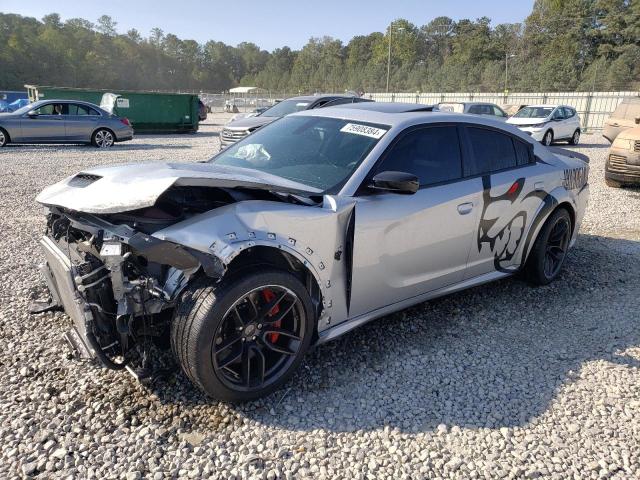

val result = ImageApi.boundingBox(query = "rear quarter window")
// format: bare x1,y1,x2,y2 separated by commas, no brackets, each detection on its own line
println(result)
465,127,519,175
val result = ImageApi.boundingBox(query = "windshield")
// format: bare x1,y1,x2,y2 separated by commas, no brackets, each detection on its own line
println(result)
210,116,388,192
259,99,311,118
11,102,37,115
514,106,554,118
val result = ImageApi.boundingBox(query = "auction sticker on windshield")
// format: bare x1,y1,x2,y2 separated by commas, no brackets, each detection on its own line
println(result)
340,123,387,139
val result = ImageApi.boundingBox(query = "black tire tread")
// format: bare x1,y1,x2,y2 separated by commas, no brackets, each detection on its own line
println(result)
605,177,622,188
524,207,572,286
170,269,315,402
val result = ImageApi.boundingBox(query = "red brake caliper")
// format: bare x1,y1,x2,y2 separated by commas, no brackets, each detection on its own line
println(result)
262,289,281,342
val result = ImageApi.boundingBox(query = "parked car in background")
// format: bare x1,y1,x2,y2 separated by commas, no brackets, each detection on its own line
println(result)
602,97,640,143
220,94,373,149
36,107,588,402
436,102,508,121
605,126,640,187
198,100,208,122
507,105,581,146
0,100,133,148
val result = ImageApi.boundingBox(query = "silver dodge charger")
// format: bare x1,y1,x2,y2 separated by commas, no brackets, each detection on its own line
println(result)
35,104,589,402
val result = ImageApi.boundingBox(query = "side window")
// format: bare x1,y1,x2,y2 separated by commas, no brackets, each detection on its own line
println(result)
68,104,89,115
465,127,518,175
493,106,507,117
377,126,462,186
552,108,565,120
34,104,55,115
87,107,100,116
563,107,574,118
35,103,68,115
514,139,532,166
468,104,483,115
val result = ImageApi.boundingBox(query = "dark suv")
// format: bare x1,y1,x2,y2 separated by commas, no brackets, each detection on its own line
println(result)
220,94,373,149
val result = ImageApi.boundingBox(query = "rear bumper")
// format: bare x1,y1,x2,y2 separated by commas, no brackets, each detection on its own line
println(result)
39,235,95,358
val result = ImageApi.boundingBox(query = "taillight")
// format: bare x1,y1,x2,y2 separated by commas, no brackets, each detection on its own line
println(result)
120,118,131,126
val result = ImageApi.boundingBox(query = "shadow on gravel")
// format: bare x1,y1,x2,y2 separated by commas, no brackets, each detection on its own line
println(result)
148,233,640,433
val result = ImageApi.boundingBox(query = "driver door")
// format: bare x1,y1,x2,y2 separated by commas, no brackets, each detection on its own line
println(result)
20,103,67,141
348,125,482,318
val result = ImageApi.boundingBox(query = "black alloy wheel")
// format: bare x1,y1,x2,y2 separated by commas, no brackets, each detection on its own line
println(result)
543,215,571,279
212,285,306,391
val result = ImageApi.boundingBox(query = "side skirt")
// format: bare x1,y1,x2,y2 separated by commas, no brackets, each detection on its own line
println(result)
316,270,513,345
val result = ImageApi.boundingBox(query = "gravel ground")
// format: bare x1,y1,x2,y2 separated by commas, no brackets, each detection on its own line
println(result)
0,118,639,480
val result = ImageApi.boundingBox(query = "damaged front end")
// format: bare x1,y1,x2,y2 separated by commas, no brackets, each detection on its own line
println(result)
40,207,224,371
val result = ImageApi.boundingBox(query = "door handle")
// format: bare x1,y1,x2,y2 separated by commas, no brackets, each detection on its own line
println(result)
457,202,474,215
534,182,545,191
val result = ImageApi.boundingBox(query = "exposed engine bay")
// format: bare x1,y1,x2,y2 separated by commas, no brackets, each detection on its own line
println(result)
39,184,317,373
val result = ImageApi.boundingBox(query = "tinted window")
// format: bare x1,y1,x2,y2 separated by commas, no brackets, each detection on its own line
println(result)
377,126,462,186
68,104,99,115
552,108,565,120
466,127,518,175
493,105,507,117
514,140,532,166
562,107,575,118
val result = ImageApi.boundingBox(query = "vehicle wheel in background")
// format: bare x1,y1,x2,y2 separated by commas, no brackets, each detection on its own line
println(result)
568,129,580,145
524,208,572,286
605,177,623,188
542,130,554,146
171,270,315,402
92,128,115,148
0,128,9,147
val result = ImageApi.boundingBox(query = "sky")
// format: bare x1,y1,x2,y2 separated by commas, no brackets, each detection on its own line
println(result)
1,0,535,51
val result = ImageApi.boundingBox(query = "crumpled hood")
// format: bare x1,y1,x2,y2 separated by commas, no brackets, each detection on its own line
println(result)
507,116,549,126
36,162,321,214
224,115,277,130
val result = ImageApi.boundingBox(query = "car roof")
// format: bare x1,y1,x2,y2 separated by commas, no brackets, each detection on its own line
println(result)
283,94,358,102
338,102,434,113
438,101,498,106
31,99,103,109
290,105,526,133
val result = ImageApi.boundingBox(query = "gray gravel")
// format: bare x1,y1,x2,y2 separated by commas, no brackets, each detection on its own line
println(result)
1,118,639,479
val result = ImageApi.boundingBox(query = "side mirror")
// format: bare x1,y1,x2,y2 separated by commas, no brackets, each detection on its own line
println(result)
369,171,419,194
27,110,38,117
635,117,640,125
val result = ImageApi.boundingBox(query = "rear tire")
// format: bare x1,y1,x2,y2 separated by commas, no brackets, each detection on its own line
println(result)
568,129,580,145
542,130,554,146
92,128,115,148
605,177,623,188
0,128,9,147
524,208,572,286
171,270,315,402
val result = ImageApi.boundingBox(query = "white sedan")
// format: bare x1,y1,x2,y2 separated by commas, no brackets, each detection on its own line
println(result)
507,105,581,146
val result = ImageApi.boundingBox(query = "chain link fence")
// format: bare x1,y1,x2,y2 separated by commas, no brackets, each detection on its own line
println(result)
367,91,640,132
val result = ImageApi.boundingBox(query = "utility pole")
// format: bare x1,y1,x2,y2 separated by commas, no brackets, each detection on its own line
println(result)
386,24,393,93
505,53,516,95
386,23,404,93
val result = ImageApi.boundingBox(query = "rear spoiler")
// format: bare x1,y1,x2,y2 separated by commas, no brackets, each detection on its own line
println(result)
549,146,589,164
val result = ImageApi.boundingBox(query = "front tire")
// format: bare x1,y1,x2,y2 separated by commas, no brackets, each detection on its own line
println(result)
0,128,9,147
92,128,115,148
542,129,554,146
171,270,315,402
524,208,572,285
568,129,580,145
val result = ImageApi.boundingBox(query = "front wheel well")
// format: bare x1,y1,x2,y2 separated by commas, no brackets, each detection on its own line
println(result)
221,246,323,340
0,127,10,142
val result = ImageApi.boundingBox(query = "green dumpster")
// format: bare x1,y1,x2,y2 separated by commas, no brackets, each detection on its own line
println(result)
25,85,200,133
